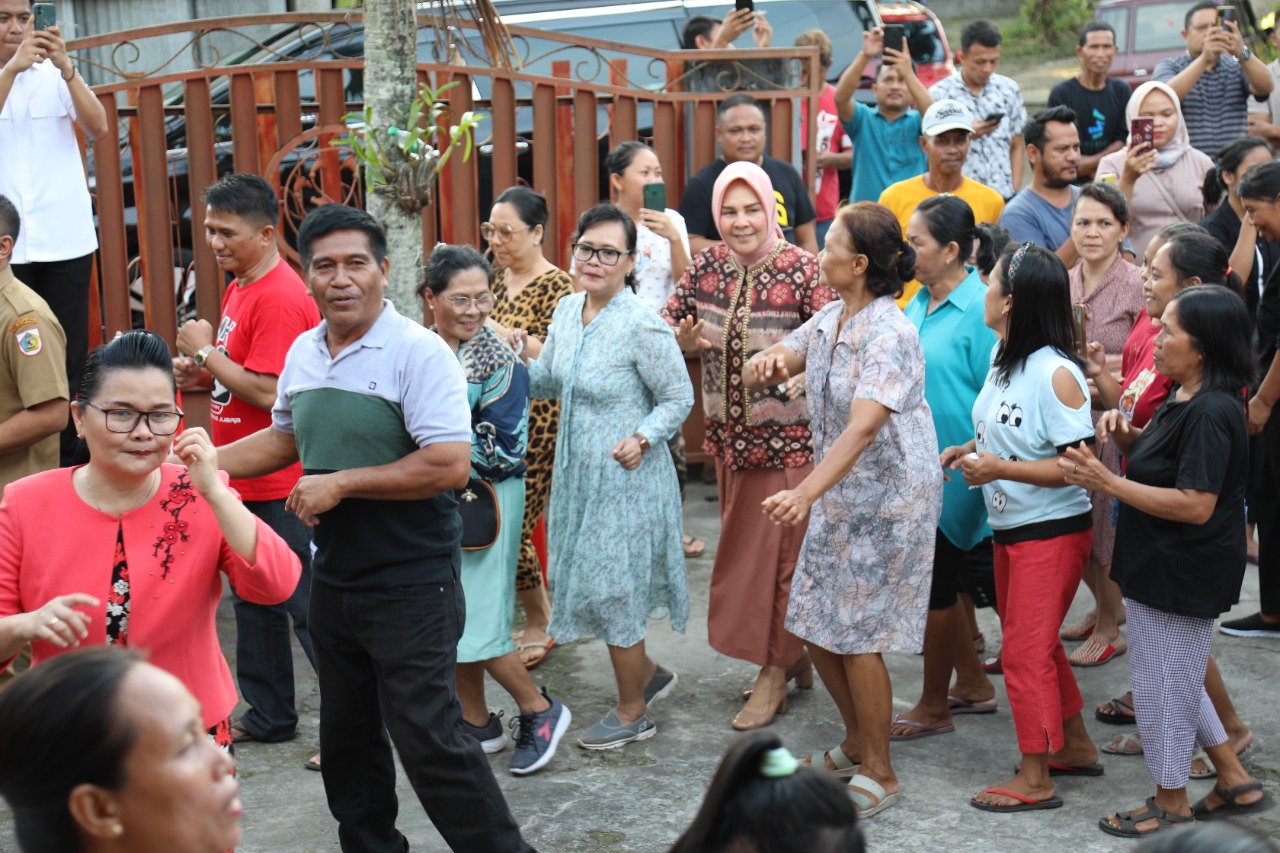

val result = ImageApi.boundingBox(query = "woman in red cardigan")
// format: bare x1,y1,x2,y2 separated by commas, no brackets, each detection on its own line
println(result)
0,330,301,745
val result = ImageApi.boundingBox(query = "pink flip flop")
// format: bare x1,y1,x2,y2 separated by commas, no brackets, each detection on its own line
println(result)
889,715,955,741
948,694,998,715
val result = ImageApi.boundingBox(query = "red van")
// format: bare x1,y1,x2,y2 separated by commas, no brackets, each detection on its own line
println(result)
878,1,956,89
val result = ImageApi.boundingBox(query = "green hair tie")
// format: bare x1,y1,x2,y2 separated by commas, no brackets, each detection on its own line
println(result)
760,747,799,779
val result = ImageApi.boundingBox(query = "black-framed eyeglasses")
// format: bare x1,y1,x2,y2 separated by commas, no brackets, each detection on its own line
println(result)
571,243,631,266
84,401,185,435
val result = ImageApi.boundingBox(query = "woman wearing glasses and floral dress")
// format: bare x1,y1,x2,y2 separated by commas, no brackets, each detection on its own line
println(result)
511,203,693,749
0,330,300,753
483,186,575,669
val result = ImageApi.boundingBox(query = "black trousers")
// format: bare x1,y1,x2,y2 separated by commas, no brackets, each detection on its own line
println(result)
309,577,534,853
11,254,94,466
233,499,317,742
1252,408,1280,616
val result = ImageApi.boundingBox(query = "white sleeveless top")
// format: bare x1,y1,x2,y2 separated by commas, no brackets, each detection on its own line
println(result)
971,345,1093,530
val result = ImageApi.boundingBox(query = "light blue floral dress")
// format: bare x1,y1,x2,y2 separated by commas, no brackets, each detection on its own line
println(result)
530,289,694,647
782,297,943,654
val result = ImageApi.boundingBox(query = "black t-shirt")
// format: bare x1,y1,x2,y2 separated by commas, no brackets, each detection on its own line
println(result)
678,155,817,244
1111,388,1248,617
1258,254,1280,365
1047,77,1131,162
1200,202,1277,330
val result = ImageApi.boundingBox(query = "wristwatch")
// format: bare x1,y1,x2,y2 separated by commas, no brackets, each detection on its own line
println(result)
1239,46,1252,62
193,344,216,367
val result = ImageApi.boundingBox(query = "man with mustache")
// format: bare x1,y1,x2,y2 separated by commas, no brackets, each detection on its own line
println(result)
879,99,1005,305
1047,22,1132,183
678,93,818,256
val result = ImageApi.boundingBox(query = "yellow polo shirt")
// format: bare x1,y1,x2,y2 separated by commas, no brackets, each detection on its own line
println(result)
878,175,1006,307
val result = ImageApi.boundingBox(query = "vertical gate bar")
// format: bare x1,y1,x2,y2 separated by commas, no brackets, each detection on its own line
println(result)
183,78,222,323
136,84,178,346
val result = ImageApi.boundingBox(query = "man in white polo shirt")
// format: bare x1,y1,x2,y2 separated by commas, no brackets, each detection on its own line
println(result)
0,0,107,465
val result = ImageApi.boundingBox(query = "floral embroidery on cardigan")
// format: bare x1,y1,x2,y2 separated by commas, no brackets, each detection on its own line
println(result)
153,471,196,579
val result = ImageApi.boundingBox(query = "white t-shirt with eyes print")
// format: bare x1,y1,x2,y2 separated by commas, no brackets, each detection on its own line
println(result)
971,344,1093,530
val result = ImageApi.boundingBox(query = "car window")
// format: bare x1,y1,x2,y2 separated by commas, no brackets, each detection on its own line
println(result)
1098,6,1131,52
903,19,945,64
1133,1,1185,53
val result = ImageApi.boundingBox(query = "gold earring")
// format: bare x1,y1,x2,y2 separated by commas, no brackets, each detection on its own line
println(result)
112,824,124,836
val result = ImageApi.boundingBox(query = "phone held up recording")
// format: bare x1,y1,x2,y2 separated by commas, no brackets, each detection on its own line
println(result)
33,2,56,32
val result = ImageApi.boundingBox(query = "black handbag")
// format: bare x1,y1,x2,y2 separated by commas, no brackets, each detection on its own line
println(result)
455,478,500,551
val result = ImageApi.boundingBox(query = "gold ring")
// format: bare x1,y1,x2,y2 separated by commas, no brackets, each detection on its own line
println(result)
48,616,60,627
1074,464,1079,474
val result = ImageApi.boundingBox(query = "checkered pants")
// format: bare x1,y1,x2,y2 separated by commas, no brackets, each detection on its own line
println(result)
1126,598,1228,789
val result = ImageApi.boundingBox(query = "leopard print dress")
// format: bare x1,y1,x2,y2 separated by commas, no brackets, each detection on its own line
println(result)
490,265,575,591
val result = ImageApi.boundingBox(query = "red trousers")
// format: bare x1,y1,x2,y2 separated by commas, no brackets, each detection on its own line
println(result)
994,528,1092,755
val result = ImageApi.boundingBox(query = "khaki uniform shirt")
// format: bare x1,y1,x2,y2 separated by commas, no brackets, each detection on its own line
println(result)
0,265,68,487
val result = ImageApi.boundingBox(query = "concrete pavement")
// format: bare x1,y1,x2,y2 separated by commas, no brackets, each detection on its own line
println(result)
1,477,1276,851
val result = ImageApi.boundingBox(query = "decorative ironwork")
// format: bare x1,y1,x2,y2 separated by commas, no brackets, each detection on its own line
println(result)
264,125,366,266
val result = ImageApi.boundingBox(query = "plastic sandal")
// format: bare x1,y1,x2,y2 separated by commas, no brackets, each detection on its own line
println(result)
1101,731,1143,756
847,773,899,818
1060,611,1097,641
1099,797,1193,837
1095,694,1136,725
1192,781,1268,817
1069,634,1127,667
804,744,858,778
971,787,1064,813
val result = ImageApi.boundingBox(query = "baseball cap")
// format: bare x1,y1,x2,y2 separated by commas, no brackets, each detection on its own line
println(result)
922,100,975,136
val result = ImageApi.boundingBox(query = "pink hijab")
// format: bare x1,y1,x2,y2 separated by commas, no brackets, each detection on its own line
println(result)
712,161,784,267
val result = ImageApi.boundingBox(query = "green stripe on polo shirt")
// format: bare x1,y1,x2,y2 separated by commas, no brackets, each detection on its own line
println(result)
291,387,418,471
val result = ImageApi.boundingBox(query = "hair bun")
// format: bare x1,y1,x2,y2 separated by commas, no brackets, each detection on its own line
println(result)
896,241,917,283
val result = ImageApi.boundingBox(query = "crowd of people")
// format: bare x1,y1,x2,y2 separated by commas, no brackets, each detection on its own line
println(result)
0,0,1277,850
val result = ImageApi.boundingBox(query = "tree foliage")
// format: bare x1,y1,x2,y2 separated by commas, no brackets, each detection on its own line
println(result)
1021,0,1093,45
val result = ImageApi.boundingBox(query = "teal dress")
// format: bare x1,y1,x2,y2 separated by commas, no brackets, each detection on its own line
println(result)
451,326,530,663
529,289,694,647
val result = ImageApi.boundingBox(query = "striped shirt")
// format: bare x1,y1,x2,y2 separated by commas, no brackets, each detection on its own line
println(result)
1153,53,1250,160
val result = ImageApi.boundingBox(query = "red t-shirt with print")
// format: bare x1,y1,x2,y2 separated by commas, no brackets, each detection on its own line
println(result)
209,259,319,500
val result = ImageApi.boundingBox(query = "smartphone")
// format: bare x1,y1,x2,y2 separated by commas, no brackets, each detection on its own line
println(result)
32,2,55,32
1217,5,1237,27
1072,303,1089,358
882,23,907,56
1131,116,1155,150
1100,173,1118,185
735,0,754,12
643,182,665,212
985,112,1005,123
1055,434,1098,454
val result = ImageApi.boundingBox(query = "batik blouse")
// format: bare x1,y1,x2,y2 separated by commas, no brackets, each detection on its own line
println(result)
663,242,833,470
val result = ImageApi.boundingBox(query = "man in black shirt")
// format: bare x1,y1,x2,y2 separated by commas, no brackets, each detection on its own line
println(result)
678,93,818,255
1047,21,1131,182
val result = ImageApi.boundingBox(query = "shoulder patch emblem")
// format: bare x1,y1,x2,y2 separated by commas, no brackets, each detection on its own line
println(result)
16,327,42,356
8,316,37,334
